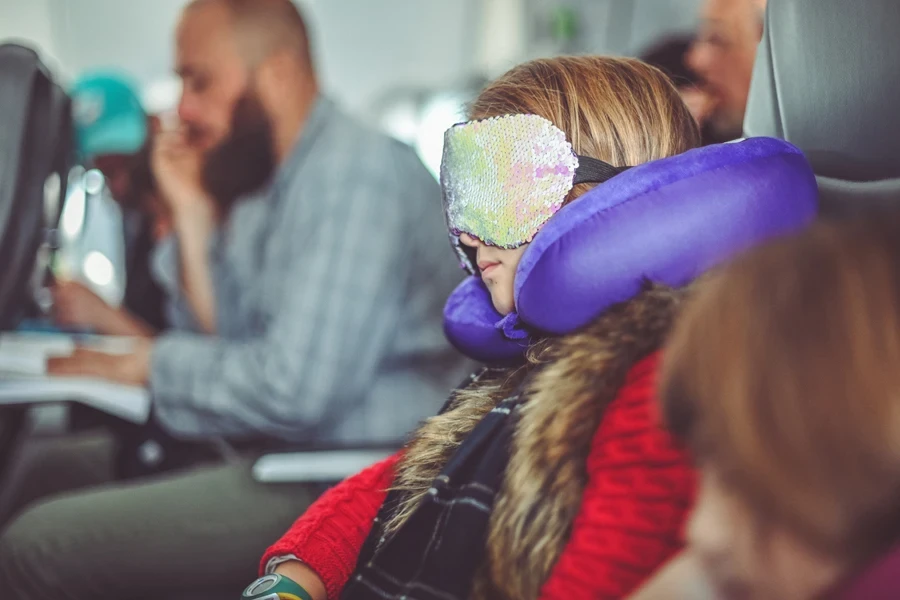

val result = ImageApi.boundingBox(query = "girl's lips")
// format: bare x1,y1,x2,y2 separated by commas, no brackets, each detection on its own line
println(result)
479,262,500,277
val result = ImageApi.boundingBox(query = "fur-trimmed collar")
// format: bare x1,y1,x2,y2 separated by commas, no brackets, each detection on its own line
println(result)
388,284,685,599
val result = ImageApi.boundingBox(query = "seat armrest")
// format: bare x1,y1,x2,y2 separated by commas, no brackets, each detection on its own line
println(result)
252,449,396,483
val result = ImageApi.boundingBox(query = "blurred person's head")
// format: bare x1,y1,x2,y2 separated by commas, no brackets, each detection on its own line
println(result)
454,56,701,314
688,0,767,141
661,216,900,600
176,0,318,206
640,36,714,130
71,73,155,205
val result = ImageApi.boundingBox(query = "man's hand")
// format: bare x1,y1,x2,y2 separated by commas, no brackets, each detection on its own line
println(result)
46,338,153,386
151,128,216,225
53,280,117,330
151,127,219,333
52,280,155,338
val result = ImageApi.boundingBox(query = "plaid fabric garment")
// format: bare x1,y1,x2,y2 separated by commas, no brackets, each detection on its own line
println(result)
147,97,468,444
343,394,523,600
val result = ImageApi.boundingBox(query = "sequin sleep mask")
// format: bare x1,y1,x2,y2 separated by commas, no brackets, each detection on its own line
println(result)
442,137,820,363
440,113,629,274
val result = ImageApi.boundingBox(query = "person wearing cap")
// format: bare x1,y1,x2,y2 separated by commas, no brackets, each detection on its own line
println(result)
56,72,169,336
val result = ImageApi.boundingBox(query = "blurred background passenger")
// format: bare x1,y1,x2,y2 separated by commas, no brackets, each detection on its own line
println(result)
58,72,169,336
650,216,900,600
687,0,768,142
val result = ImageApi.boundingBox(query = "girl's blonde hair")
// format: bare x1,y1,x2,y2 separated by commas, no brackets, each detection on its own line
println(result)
469,55,701,202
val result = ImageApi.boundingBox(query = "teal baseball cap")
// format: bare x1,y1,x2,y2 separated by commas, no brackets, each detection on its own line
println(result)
71,71,148,160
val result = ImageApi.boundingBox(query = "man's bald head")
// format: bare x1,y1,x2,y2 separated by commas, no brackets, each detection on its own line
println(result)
174,0,320,198
185,0,314,70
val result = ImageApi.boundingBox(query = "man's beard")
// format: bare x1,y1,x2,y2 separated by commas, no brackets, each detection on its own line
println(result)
201,90,277,214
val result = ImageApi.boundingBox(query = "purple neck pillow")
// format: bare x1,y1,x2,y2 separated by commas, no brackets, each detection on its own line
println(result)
444,137,819,363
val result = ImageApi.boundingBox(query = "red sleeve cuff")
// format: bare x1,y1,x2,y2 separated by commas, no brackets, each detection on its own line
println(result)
261,454,400,599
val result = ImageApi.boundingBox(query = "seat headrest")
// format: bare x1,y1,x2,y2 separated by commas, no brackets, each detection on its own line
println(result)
745,0,900,216
444,138,819,363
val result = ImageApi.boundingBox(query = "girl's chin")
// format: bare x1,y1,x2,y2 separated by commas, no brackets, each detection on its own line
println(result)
491,301,515,316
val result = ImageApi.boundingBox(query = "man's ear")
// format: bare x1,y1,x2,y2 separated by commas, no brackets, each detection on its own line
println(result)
255,49,303,110
255,52,285,94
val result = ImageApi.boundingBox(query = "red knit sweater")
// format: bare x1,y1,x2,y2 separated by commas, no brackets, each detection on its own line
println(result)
262,353,696,599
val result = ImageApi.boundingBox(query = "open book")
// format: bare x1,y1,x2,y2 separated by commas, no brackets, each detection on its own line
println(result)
0,332,151,424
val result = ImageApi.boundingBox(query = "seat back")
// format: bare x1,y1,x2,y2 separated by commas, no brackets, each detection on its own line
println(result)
744,0,900,217
0,43,73,328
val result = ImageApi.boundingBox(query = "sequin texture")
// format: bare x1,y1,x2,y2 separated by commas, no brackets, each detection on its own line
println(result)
441,114,579,258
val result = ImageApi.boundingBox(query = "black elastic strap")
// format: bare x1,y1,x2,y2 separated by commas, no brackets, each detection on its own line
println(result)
573,155,632,185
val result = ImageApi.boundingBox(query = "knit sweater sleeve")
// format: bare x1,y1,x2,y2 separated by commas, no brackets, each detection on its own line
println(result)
260,453,400,599
538,353,697,599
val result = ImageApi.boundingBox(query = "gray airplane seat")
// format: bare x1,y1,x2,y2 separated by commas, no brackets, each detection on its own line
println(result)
0,42,73,520
745,0,900,217
0,42,72,329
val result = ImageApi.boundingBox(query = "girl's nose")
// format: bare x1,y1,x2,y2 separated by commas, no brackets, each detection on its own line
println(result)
459,232,482,248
